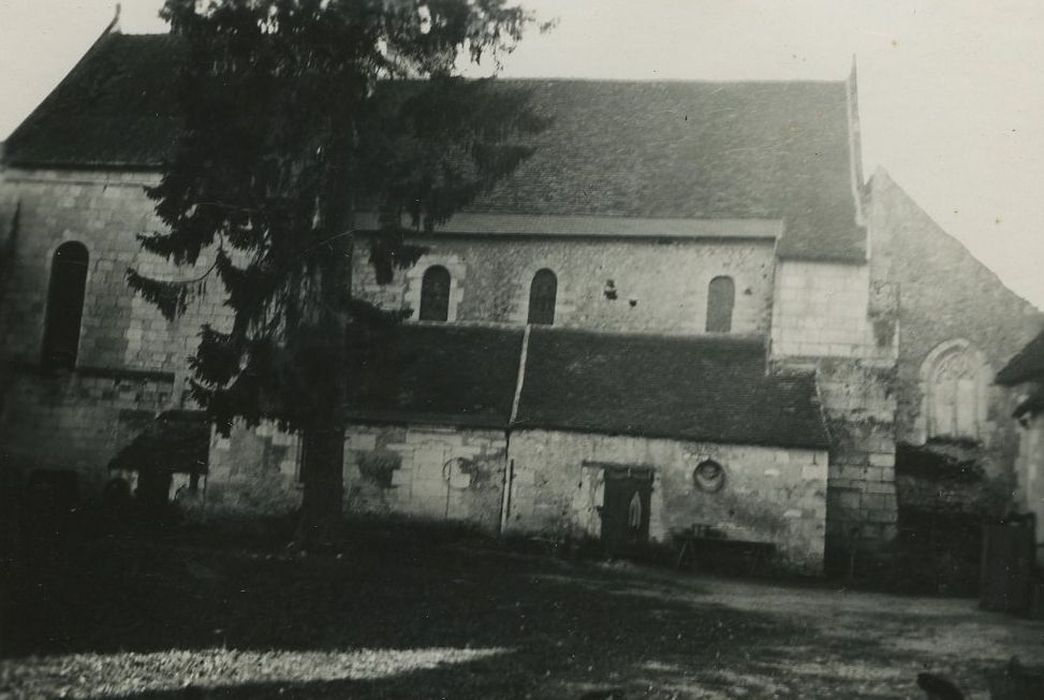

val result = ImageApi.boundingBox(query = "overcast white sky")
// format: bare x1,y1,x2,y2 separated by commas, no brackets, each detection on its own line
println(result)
1,0,1042,308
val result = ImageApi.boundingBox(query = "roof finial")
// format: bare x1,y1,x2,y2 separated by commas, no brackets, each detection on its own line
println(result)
106,4,122,35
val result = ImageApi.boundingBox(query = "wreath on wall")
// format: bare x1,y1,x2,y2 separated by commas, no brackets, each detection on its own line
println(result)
693,459,726,493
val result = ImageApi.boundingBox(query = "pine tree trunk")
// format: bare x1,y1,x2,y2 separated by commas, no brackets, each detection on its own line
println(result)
293,194,354,550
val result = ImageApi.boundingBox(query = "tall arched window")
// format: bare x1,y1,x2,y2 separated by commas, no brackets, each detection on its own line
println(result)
924,340,986,441
527,268,557,325
42,242,89,369
705,276,735,333
419,265,451,322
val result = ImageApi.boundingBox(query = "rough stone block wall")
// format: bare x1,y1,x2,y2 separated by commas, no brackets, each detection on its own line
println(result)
0,170,228,373
868,169,1043,484
506,429,828,572
770,254,900,560
0,370,173,492
206,421,303,516
813,358,900,556
0,169,229,497
353,235,776,336
206,421,507,531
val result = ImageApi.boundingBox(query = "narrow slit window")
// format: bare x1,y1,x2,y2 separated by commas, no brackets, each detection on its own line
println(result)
527,268,557,325
419,265,451,322
42,242,89,369
705,276,735,333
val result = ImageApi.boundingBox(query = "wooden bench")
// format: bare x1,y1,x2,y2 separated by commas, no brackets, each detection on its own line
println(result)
673,525,777,575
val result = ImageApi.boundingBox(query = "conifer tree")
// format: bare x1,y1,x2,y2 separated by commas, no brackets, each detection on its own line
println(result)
128,0,546,545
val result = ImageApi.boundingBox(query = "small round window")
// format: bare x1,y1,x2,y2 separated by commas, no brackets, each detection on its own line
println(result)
693,460,726,493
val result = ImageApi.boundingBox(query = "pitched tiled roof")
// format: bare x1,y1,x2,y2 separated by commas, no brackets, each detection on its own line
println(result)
996,329,1044,385
3,33,864,262
470,79,864,262
514,328,830,449
4,34,183,169
346,324,524,429
108,410,210,474
341,324,829,448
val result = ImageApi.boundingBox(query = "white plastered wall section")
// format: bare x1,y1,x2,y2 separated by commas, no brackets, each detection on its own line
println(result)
770,260,884,360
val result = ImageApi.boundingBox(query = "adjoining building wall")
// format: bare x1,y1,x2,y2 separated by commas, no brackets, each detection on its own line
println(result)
206,421,507,532
869,169,1042,493
1012,407,1044,566
505,429,829,572
354,235,777,336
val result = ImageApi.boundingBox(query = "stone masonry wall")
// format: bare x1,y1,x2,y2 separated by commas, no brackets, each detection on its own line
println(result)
0,169,230,373
0,169,228,496
0,370,172,493
771,260,892,360
206,421,507,531
869,169,1042,484
815,359,899,556
354,235,777,336
770,254,900,564
506,429,829,572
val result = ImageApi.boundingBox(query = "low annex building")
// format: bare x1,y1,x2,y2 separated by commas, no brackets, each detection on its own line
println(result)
211,325,830,570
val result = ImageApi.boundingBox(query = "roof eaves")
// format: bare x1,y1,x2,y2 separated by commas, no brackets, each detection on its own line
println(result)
345,409,509,431
3,158,165,172
776,248,867,265
509,419,830,450
996,330,1044,386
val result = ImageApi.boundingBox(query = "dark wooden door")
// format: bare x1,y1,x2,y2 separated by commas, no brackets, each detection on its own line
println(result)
600,466,653,557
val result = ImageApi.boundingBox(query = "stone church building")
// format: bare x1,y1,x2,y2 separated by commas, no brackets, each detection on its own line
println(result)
1,25,1040,573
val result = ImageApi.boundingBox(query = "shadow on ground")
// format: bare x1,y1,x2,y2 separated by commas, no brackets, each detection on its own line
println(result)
1,522,1041,698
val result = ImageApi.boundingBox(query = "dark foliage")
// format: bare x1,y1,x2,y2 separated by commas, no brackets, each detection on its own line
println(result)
124,1,545,541
127,0,546,432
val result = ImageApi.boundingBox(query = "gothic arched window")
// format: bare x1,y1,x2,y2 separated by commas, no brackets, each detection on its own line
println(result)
419,265,451,322
42,242,89,369
527,268,557,325
705,276,735,333
924,341,986,441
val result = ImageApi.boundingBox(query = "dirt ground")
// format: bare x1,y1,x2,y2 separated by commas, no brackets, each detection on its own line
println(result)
1,524,1042,699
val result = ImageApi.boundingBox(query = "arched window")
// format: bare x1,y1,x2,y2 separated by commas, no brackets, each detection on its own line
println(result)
42,242,89,369
419,265,451,322
923,340,986,441
705,276,735,333
527,268,557,325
